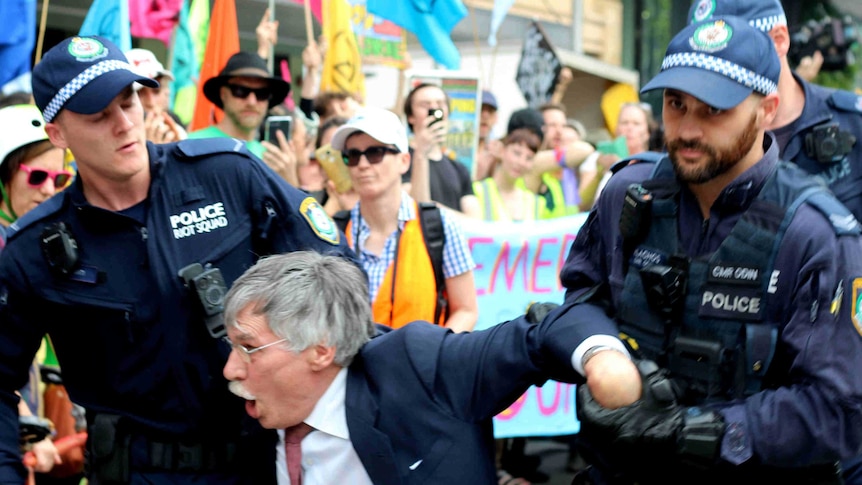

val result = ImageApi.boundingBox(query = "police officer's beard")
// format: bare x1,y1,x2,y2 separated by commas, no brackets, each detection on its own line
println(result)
667,112,758,184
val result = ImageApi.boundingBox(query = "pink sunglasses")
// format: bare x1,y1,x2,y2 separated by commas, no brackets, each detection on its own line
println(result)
19,165,73,189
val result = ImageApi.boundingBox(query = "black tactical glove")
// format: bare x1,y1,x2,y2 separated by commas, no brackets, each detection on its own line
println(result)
577,359,725,461
525,301,560,324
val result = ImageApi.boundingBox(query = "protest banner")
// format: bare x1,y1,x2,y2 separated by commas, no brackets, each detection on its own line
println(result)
408,70,480,176
465,214,588,437
348,0,407,69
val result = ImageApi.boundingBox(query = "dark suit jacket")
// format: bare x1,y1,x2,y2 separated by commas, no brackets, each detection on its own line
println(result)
345,301,587,484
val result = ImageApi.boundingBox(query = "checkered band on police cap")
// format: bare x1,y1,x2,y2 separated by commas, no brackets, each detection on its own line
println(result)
660,51,777,97
43,59,134,123
32,36,158,123
640,16,780,110
688,0,787,33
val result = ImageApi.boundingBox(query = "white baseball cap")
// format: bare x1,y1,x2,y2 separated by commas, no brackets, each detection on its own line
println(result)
125,48,174,81
330,107,408,153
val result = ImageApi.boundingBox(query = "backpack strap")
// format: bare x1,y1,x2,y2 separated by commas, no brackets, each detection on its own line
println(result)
417,202,447,325
332,209,351,234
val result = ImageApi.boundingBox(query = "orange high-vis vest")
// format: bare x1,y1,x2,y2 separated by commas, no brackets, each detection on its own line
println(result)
346,205,443,329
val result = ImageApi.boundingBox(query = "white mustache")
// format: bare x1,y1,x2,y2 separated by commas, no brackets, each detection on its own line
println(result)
229,381,256,400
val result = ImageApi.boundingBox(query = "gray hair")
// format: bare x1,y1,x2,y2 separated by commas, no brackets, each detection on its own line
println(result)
224,252,374,366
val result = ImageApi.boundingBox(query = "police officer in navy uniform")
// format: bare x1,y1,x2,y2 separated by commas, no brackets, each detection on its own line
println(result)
0,36,355,484
690,2,862,483
558,17,862,484
689,0,862,221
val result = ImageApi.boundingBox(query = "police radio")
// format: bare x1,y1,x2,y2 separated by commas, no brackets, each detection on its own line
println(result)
178,262,228,338
40,222,79,276
620,184,652,242
805,123,856,164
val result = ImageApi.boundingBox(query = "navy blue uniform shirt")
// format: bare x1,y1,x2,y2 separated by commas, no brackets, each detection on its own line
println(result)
773,73,862,221
560,135,862,471
0,139,355,482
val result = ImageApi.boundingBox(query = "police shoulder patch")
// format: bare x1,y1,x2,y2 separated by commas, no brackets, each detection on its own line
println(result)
851,278,862,336
827,90,862,114
175,138,253,160
299,197,340,245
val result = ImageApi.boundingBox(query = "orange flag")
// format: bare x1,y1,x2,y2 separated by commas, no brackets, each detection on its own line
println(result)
190,0,239,131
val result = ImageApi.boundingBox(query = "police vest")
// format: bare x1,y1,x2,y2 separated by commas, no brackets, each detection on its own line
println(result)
473,178,541,221
346,203,445,328
615,156,853,404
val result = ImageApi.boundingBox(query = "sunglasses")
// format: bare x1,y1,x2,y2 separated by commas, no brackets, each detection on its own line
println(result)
226,83,272,101
19,165,72,189
342,146,400,167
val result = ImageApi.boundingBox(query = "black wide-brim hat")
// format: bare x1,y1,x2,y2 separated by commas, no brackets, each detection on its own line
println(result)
202,51,291,109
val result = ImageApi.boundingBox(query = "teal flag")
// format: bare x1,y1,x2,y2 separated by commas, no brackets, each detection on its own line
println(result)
79,0,132,52
170,0,199,109
367,0,466,70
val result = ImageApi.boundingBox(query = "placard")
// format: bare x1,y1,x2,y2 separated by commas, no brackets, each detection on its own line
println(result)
516,21,562,109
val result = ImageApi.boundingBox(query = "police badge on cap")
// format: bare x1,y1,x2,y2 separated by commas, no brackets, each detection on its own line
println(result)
67,37,109,61
689,19,732,53
691,0,716,23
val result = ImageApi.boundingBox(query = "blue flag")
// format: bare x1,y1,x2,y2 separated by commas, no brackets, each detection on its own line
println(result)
79,0,132,52
367,0,467,70
0,0,36,92
488,0,516,47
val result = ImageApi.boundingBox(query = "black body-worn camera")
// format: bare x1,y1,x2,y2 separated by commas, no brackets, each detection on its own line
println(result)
179,263,228,338
805,123,856,163
178,263,228,317
40,222,79,276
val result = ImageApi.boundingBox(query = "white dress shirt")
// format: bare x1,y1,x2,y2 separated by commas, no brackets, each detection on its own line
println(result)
276,368,372,485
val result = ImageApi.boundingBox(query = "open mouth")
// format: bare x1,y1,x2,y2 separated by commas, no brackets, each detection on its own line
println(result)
229,381,259,417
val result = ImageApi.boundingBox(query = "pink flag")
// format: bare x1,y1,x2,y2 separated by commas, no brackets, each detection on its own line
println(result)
129,0,184,46
280,59,296,112
288,0,322,23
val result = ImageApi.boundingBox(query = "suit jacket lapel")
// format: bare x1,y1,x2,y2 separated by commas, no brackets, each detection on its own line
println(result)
346,358,403,485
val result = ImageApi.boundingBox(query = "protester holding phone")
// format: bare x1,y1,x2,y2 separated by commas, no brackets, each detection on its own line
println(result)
403,83,481,219
188,52,300,185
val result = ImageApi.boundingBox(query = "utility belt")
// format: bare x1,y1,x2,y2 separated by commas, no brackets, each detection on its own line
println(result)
88,414,239,483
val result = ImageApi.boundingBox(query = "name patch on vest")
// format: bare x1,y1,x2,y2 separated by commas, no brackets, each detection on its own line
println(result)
699,285,764,321
707,263,761,286
630,247,666,270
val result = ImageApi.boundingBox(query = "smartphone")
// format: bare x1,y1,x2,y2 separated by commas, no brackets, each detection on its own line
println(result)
264,115,293,143
428,108,444,126
315,144,353,193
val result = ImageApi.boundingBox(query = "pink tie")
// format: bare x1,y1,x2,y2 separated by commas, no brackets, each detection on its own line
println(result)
285,423,314,485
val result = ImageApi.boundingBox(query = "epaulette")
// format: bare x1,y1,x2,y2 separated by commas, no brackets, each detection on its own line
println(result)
805,190,861,236
6,194,65,240
827,90,862,115
175,137,255,160
610,150,667,174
